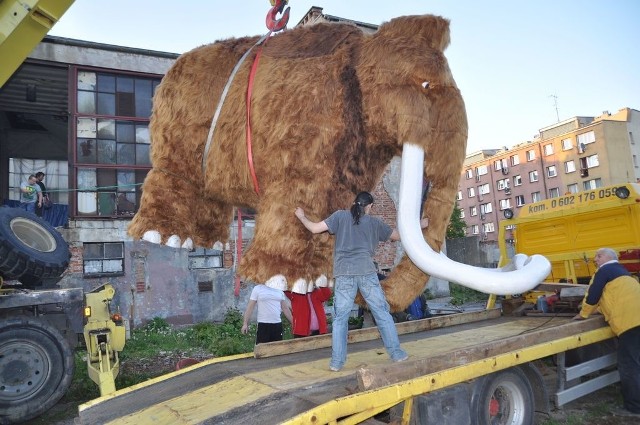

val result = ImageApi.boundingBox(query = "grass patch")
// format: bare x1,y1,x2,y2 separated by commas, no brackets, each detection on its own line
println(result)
449,283,489,305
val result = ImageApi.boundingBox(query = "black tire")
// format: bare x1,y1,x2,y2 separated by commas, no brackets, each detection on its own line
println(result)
470,368,534,425
0,207,70,289
0,317,75,424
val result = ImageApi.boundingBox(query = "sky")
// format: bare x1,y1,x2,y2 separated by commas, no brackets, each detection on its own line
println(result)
47,0,640,154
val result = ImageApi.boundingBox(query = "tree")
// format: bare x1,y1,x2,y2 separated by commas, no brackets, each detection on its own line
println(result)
446,202,466,239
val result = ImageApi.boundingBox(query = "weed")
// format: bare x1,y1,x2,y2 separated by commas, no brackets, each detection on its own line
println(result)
449,283,488,305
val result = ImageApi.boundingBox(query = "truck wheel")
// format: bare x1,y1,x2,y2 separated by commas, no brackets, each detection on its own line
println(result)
471,368,534,425
0,207,70,288
0,317,75,424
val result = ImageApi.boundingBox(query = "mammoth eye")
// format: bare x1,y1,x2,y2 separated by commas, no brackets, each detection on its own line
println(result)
422,81,430,89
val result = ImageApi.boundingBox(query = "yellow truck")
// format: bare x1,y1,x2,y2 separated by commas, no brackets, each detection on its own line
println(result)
497,183,640,304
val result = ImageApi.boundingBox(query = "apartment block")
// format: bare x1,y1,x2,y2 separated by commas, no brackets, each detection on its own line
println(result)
458,108,640,243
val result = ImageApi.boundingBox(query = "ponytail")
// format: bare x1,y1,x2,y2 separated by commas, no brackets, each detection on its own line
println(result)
350,191,374,225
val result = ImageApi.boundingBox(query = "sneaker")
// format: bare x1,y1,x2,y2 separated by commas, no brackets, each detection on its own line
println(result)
329,365,341,372
393,354,409,363
611,407,640,417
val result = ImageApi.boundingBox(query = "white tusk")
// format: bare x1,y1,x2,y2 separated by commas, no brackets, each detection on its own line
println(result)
398,143,551,295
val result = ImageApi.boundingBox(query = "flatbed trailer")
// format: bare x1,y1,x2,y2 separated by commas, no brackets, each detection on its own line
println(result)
78,309,616,425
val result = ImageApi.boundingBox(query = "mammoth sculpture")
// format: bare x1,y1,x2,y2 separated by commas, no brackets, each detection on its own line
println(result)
128,14,550,311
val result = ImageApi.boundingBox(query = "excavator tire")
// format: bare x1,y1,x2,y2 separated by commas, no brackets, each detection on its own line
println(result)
0,206,70,289
0,317,75,424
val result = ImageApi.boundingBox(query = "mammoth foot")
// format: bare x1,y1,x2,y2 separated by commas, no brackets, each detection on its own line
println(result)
265,274,331,294
141,230,223,251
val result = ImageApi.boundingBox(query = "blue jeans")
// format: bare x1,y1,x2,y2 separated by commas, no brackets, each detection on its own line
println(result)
330,273,407,369
20,202,36,214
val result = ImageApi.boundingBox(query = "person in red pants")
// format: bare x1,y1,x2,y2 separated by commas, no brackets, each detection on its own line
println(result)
286,286,332,338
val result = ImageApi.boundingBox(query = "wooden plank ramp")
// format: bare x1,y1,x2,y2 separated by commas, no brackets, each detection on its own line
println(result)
77,310,609,425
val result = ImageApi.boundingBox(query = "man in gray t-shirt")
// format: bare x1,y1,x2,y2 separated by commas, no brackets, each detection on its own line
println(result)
324,210,392,277
295,191,428,371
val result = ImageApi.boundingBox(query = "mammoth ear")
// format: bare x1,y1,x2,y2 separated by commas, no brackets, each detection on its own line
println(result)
376,15,451,52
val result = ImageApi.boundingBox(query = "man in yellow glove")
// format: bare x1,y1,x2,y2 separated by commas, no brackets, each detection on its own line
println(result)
574,247,640,417
19,174,42,214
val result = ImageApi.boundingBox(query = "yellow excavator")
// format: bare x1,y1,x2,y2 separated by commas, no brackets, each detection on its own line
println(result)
1,2,126,423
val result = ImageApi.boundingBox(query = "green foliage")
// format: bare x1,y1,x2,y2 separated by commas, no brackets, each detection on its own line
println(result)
348,316,364,327
120,316,197,360
191,308,256,356
60,351,100,403
448,283,488,306
446,202,467,239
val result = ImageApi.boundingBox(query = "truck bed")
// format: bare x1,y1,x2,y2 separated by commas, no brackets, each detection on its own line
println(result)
78,310,612,425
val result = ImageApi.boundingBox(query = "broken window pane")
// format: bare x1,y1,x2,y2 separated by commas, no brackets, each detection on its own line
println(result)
77,91,95,114
77,139,96,163
97,119,116,139
77,71,96,91
117,143,135,165
77,117,97,138
97,139,116,164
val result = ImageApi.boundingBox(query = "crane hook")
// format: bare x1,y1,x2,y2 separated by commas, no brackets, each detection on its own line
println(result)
266,0,290,32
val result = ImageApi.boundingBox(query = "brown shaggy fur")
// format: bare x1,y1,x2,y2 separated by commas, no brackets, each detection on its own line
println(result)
128,15,468,311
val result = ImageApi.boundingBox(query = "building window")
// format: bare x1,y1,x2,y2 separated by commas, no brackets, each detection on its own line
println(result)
483,222,495,233
188,248,223,269
543,144,554,156
586,154,599,168
471,224,479,235
74,70,161,217
515,195,525,207
466,169,473,179
513,175,522,186
630,132,635,145
8,159,69,204
546,165,557,178
494,160,502,171
83,242,125,277
567,183,578,194
497,178,510,190
510,154,520,166
532,191,542,202
470,206,477,216
549,187,560,198
577,131,596,146
633,155,638,168
583,178,602,190
561,138,573,151
476,165,488,176
459,209,465,219
565,160,576,173
456,190,463,200
499,199,512,210
478,183,490,195
526,150,536,161
480,202,493,214
529,170,539,182
468,187,475,197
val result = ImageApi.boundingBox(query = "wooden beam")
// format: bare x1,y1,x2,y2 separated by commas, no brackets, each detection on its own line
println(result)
355,316,609,391
253,308,501,358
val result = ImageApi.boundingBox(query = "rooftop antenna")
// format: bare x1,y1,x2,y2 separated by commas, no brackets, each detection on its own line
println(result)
549,94,560,122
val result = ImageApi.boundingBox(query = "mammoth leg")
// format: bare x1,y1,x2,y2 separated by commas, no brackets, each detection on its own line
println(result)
238,194,313,291
129,168,233,249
